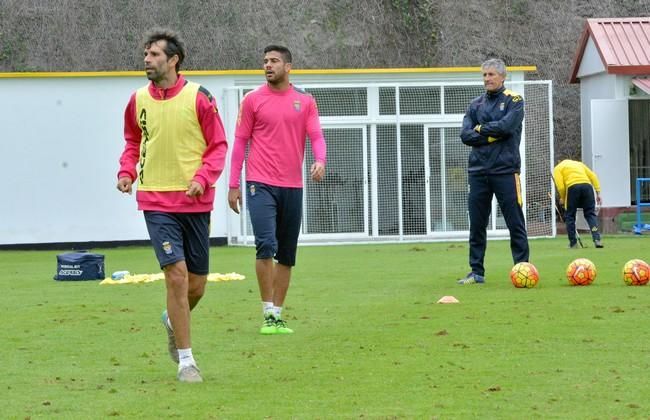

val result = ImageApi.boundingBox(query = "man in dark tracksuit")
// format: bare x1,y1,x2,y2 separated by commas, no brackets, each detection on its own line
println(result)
457,58,529,284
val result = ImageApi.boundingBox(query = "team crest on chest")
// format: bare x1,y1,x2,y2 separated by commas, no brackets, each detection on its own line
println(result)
500,102,505,111
293,100,301,112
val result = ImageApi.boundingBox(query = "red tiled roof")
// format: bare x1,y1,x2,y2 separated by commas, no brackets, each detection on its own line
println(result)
569,17,650,83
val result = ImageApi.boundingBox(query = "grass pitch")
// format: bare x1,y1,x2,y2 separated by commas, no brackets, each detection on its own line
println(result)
2,235,650,418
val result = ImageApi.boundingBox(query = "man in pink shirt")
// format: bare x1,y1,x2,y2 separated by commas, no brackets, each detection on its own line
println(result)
228,45,326,335
117,29,228,382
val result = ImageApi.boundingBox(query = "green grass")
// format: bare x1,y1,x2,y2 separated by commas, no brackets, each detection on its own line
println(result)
3,235,650,419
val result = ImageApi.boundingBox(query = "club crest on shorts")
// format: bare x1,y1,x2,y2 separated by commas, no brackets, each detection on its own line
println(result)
249,184,256,196
162,241,173,255
293,100,301,112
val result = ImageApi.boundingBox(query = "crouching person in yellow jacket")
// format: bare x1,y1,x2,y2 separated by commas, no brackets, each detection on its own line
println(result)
553,159,603,248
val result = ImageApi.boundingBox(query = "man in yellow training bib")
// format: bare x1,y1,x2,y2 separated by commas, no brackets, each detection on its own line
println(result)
116,29,228,383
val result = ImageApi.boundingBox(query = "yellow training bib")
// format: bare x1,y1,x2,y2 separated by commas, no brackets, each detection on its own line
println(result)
136,82,206,191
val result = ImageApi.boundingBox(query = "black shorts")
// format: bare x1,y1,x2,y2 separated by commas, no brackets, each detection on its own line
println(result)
143,211,211,275
246,182,302,266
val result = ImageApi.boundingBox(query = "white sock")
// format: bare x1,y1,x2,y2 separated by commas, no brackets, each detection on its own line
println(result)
273,306,282,319
262,301,274,316
178,348,196,369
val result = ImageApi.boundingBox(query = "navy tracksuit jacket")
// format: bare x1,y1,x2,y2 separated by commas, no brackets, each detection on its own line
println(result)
460,86,529,276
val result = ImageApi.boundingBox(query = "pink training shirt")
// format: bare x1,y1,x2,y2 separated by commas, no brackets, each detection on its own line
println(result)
118,74,228,213
229,83,326,189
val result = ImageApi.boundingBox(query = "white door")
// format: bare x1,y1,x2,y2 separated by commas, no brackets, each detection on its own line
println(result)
590,99,630,207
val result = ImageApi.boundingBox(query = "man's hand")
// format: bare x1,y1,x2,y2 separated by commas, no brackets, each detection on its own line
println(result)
310,161,325,182
117,176,133,194
228,188,242,214
186,180,205,197
596,192,602,205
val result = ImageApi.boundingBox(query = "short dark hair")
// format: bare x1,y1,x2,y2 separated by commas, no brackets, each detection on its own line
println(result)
263,45,292,63
143,29,185,72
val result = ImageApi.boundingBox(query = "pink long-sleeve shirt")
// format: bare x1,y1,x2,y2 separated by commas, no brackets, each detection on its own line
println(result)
229,83,326,189
118,74,228,212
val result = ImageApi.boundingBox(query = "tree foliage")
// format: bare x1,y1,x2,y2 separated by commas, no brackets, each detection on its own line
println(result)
1,0,648,158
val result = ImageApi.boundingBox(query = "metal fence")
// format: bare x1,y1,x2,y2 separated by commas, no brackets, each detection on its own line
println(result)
228,80,554,245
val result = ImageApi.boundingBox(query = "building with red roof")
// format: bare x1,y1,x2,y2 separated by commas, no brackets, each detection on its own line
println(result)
570,17,650,213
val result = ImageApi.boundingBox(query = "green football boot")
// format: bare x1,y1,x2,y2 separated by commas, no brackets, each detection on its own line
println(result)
274,318,294,334
260,313,277,335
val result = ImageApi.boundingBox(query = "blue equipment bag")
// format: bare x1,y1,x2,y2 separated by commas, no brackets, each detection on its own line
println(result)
54,251,105,281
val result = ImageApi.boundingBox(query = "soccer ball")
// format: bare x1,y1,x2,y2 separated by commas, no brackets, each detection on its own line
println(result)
622,259,650,286
510,262,539,288
566,258,597,286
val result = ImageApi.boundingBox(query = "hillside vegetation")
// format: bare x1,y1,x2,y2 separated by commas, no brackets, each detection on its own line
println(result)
1,0,648,157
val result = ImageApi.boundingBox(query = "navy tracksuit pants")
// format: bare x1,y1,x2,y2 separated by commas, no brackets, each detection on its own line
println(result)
564,183,600,245
468,173,529,276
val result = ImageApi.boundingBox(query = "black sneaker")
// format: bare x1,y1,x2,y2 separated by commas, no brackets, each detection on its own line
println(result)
594,240,604,248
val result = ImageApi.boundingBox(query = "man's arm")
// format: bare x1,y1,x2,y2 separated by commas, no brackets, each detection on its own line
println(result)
227,136,247,213
306,97,326,182
552,165,567,205
460,102,494,147
475,94,524,138
228,94,255,213
229,94,255,190
582,163,601,193
117,93,140,193
191,88,229,196
581,163,602,205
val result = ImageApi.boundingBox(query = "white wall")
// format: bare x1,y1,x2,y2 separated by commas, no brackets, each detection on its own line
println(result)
0,67,531,245
1,75,234,245
576,37,605,80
